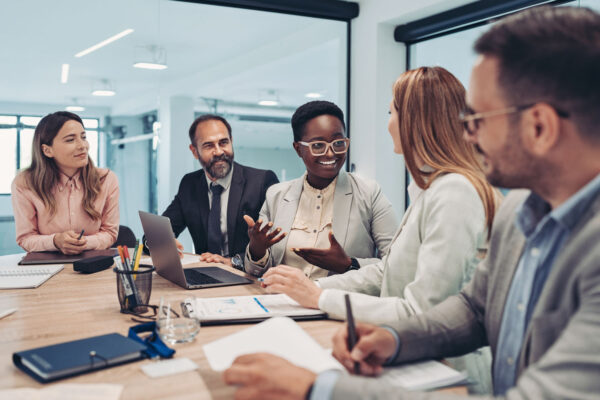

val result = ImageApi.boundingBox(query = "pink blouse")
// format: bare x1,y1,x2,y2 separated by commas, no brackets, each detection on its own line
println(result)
11,168,119,252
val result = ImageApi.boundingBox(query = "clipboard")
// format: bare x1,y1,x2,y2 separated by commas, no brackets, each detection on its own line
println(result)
18,249,117,265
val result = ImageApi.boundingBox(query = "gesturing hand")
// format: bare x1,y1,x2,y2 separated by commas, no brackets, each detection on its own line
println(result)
332,322,397,376
244,215,286,261
293,231,352,273
261,264,322,308
53,230,87,255
223,353,316,400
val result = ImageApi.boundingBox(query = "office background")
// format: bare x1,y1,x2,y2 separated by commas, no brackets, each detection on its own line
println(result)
1,0,597,255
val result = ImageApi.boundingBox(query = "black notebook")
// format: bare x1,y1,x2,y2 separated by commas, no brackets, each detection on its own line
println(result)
19,249,117,265
13,333,147,383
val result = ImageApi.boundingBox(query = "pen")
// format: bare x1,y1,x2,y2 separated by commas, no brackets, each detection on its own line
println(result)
77,229,85,240
345,294,360,374
0,308,17,320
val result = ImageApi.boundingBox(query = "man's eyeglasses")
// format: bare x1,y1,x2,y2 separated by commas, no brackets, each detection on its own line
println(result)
121,304,180,323
297,138,350,156
459,103,569,136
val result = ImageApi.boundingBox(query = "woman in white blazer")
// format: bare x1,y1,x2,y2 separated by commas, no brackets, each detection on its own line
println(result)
244,101,398,280
261,67,501,394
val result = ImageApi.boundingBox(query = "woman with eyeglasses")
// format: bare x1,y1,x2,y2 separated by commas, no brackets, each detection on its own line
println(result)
12,111,119,255
243,100,398,279
261,67,500,393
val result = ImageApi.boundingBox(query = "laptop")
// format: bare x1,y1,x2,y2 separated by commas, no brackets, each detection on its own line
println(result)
138,211,252,289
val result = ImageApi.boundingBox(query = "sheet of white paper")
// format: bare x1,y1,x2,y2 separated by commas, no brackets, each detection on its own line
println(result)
203,316,343,373
0,252,27,267
141,357,198,378
192,294,324,321
379,360,468,391
0,383,123,400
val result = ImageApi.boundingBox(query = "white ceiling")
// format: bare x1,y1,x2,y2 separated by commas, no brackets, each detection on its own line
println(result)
0,0,347,119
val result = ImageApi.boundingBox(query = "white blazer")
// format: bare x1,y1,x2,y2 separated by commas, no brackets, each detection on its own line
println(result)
318,172,493,394
244,170,398,276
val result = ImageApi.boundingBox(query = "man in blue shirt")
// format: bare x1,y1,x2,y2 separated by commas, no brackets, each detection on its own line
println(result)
223,5,600,400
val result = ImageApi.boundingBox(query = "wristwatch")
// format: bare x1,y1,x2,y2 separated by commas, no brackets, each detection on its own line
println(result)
347,257,360,271
231,254,244,271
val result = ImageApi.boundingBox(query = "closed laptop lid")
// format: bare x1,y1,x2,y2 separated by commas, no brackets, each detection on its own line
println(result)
19,249,118,265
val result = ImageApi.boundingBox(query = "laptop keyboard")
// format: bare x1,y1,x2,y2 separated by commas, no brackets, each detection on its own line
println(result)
184,269,222,285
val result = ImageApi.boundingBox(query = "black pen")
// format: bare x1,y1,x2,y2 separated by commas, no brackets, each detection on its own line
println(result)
345,294,360,374
77,229,85,240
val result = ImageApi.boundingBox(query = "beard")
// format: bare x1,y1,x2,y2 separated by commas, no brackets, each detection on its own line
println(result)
202,152,234,179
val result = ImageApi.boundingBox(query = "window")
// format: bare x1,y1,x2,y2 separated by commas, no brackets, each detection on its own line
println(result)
0,114,100,194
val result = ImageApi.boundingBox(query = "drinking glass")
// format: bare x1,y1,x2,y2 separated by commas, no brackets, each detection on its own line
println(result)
156,297,201,344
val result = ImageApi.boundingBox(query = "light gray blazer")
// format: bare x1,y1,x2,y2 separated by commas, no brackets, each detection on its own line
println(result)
331,190,600,399
318,173,492,394
244,170,398,276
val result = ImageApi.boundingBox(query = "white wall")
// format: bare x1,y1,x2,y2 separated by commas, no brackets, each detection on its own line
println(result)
350,0,474,216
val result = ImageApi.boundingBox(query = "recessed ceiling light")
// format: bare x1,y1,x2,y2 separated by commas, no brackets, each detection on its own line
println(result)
305,92,322,98
61,64,70,84
258,100,279,106
92,89,116,97
66,105,85,112
75,28,134,58
133,62,168,70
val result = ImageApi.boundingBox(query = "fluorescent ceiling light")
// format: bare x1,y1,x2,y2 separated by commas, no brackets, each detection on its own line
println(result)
258,100,279,106
66,105,85,112
92,89,116,96
61,64,69,84
75,28,134,58
305,92,322,98
133,62,168,70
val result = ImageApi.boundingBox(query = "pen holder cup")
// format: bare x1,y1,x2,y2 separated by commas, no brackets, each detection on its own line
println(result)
114,265,155,314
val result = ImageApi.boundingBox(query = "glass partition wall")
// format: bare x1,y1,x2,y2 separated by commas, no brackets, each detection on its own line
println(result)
0,0,349,254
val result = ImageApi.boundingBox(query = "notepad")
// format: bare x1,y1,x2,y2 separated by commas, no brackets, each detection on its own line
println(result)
186,294,326,324
0,265,63,289
203,316,343,373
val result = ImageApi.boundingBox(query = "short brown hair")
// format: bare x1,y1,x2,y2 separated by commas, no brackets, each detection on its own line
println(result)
188,114,232,144
474,6,600,139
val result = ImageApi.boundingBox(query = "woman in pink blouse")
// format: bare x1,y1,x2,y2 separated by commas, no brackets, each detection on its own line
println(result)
11,111,119,254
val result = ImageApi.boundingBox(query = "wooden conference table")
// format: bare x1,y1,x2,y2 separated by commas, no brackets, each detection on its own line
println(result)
0,254,466,399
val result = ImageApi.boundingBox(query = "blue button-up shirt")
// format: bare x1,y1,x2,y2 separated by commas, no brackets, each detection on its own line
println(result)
493,173,600,395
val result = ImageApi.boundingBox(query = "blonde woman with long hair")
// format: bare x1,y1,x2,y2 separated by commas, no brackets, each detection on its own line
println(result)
12,111,119,254
260,67,500,393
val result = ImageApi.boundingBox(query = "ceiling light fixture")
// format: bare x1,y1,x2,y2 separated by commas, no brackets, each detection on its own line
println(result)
133,45,168,70
305,92,322,99
61,64,70,84
258,89,280,106
92,79,116,96
75,28,134,58
65,98,85,112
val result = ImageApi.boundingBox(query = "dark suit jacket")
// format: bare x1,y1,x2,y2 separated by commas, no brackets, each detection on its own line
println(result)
160,162,278,257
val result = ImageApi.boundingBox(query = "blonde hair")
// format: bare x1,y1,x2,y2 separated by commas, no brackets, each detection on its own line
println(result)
22,111,105,220
392,66,499,234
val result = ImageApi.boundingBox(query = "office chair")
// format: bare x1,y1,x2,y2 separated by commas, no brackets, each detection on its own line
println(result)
113,225,137,248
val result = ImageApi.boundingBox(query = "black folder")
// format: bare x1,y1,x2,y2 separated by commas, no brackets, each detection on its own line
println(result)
18,249,117,265
13,333,147,383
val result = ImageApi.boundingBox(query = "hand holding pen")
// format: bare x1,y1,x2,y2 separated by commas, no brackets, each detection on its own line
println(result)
331,298,398,376
53,229,86,255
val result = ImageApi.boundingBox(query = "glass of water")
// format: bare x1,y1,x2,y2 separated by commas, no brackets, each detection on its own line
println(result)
157,297,200,344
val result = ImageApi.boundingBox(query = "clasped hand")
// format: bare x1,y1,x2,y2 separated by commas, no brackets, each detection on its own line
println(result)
53,230,86,255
